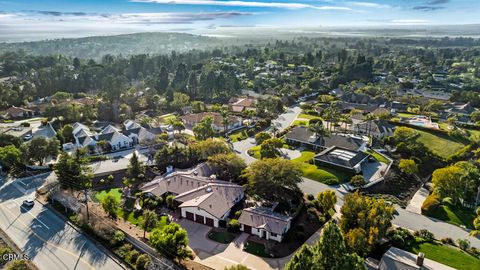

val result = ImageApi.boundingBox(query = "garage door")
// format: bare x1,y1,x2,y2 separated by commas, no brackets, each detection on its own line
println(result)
185,211,194,221
243,225,252,234
205,217,214,227
195,214,205,224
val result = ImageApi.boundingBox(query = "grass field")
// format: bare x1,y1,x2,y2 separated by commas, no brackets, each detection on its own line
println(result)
208,231,237,244
229,128,249,142
293,151,316,163
292,120,309,126
365,150,390,164
95,188,122,202
415,129,466,158
426,204,475,229
298,114,322,120
95,188,169,229
397,112,417,118
405,239,480,270
244,241,273,258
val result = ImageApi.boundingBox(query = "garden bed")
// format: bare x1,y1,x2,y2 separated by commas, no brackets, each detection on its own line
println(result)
207,230,237,244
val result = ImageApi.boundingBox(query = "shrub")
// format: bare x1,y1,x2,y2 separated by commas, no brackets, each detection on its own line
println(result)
0,247,13,263
111,230,125,246
440,237,454,245
457,239,470,251
349,175,366,187
389,228,414,249
116,243,133,259
421,193,441,214
136,254,150,270
228,219,240,232
469,247,480,257
306,194,315,201
21,122,30,127
166,195,176,209
126,249,140,264
6,260,28,270
255,132,271,145
414,229,434,241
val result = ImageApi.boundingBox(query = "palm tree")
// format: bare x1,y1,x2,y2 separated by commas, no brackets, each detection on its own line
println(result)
309,122,329,150
220,109,230,135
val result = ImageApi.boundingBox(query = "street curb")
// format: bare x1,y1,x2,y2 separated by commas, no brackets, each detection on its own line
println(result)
41,201,129,270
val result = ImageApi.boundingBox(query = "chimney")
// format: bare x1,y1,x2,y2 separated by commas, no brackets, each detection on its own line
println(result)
416,252,425,267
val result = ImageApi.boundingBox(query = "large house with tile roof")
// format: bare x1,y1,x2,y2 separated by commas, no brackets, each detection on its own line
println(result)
140,167,244,227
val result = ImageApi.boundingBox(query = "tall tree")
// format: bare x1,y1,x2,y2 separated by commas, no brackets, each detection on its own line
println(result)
126,152,145,185
243,158,302,204
207,153,246,183
193,116,215,140
309,121,329,150
141,210,158,238
149,223,191,261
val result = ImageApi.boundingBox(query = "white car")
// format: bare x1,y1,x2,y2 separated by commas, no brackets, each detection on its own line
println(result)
22,199,35,207
23,134,32,141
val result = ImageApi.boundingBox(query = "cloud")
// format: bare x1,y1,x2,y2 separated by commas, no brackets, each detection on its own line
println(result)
390,19,431,25
425,0,449,5
130,0,352,10
347,2,390,8
412,5,444,11
413,0,449,11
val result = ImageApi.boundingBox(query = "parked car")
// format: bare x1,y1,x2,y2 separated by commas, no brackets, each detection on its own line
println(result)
22,199,35,207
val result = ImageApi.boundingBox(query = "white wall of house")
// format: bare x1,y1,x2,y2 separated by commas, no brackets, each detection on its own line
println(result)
240,224,284,242
110,133,133,150
181,206,220,227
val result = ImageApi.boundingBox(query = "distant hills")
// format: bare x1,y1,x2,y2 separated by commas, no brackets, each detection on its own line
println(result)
0,32,232,59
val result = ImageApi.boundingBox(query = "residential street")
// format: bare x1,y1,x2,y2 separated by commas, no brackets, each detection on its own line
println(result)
0,174,125,270
232,105,480,249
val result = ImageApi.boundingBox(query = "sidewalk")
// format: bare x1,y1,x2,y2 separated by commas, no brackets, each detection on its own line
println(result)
406,186,429,214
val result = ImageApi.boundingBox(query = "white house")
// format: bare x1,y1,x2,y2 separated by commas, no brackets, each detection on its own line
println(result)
238,207,292,242
140,168,244,227
65,122,134,151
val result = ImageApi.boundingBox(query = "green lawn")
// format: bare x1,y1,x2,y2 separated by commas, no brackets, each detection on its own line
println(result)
415,130,466,158
248,145,262,159
229,128,249,142
292,120,309,126
397,112,417,118
95,188,122,203
365,150,390,164
293,151,316,163
244,241,273,258
426,204,475,229
298,113,322,120
95,188,169,229
208,231,236,244
405,240,480,270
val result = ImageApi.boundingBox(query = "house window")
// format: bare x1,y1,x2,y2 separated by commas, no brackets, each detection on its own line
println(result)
270,232,277,237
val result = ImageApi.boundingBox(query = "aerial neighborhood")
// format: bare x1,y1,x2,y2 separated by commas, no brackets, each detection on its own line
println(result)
0,32,480,270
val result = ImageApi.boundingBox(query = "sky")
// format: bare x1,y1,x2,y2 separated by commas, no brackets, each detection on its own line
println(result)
0,0,479,41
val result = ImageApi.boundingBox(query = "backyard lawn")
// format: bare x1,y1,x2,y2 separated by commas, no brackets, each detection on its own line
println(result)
208,231,237,244
95,188,169,229
405,239,480,270
293,151,316,163
415,129,466,158
244,241,273,258
292,119,309,126
365,150,390,164
95,188,122,202
426,203,475,229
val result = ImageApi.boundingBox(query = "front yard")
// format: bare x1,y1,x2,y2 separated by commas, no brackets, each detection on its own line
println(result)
404,239,480,270
426,203,476,229
243,241,273,258
208,230,237,244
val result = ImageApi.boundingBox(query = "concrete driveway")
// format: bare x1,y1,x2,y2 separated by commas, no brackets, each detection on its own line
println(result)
179,219,291,270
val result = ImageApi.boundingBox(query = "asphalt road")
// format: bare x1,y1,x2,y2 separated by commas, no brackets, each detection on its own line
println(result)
232,105,480,249
0,173,125,270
